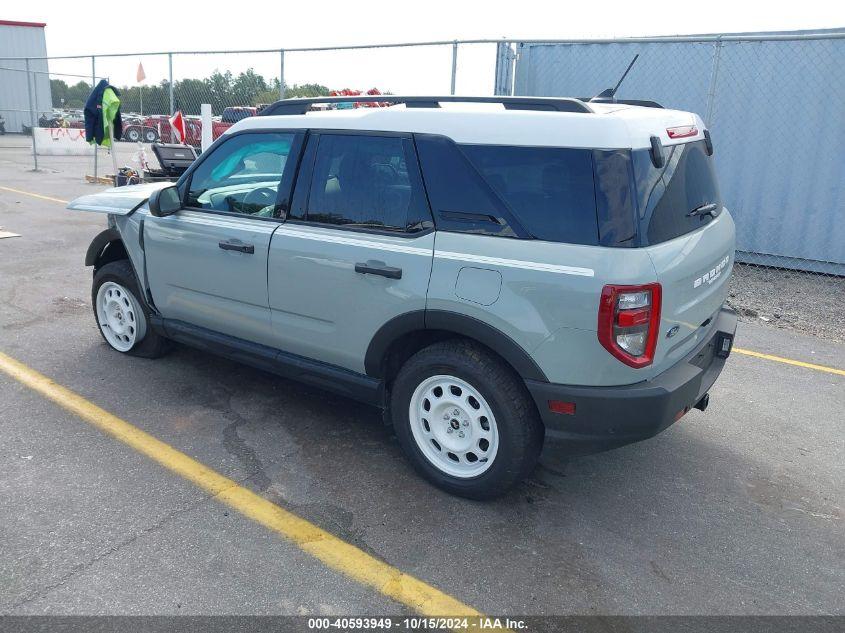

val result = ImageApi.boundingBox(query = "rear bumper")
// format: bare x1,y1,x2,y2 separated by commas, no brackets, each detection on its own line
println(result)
526,307,737,449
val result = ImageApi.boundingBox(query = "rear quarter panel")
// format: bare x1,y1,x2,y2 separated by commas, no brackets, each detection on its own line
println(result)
428,232,662,386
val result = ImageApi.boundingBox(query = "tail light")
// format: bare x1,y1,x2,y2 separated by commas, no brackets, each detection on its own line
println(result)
598,283,662,368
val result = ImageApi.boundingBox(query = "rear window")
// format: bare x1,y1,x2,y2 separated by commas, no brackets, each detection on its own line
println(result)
633,140,721,244
460,144,598,245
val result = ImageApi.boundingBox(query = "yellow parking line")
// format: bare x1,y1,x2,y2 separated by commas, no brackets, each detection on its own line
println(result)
0,350,481,618
733,347,845,377
0,185,69,205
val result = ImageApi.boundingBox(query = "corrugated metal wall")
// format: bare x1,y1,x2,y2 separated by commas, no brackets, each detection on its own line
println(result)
0,22,51,134
512,33,845,274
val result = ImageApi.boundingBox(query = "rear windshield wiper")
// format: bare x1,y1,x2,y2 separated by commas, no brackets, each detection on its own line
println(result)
687,202,719,218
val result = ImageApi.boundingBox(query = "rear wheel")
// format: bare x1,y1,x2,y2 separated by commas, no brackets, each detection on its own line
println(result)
142,127,158,143
124,126,141,142
391,340,543,499
92,260,169,358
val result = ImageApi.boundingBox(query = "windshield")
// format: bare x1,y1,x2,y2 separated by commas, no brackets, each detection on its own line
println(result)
632,140,721,244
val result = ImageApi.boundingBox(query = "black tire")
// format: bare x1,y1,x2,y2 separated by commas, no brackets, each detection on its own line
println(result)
142,127,158,143
91,260,169,359
390,340,544,500
124,126,141,142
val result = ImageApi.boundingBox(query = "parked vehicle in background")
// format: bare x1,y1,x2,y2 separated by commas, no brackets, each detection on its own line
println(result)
212,106,258,139
123,108,258,146
58,109,85,127
68,95,737,499
38,112,84,129
122,115,164,143
221,106,258,123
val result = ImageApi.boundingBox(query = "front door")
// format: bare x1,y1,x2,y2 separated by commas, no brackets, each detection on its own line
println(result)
268,132,435,373
144,131,302,346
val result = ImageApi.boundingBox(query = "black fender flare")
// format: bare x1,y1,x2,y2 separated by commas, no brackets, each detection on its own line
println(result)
84,228,122,267
364,310,548,382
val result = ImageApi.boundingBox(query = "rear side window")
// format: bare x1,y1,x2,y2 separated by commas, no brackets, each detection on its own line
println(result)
593,150,638,247
461,144,598,245
305,134,431,232
415,135,520,237
633,140,721,244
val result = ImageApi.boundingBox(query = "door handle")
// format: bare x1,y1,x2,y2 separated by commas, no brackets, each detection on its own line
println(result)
355,261,402,280
218,240,255,254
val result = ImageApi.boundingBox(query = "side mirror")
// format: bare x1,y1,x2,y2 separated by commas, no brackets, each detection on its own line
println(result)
149,185,182,217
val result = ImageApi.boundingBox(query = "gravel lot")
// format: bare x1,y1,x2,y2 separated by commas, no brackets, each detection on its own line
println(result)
729,264,845,343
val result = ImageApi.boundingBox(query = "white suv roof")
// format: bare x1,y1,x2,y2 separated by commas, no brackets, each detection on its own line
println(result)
234,98,705,150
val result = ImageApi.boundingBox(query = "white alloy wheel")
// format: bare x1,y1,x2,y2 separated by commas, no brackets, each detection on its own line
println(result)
408,375,500,478
95,281,146,352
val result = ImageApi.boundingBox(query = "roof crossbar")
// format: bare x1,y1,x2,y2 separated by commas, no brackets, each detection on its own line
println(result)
258,95,594,116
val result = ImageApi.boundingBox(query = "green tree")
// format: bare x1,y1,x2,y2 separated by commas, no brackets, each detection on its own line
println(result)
174,78,214,115
231,69,268,106
286,83,332,98
52,70,340,115
50,79,93,109
205,70,234,111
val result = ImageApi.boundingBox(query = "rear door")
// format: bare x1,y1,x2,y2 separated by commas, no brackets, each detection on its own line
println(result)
635,139,736,369
144,131,302,347
267,131,435,373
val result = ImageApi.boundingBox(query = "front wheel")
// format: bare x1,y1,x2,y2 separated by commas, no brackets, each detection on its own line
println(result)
391,340,543,499
92,260,169,358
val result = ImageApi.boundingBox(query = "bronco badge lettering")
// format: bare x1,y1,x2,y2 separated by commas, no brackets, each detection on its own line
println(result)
694,255,730,289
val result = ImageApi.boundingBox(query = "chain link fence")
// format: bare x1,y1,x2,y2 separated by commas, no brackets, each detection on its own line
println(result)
1,33,842,336
1,41,485,178
509,32,845,338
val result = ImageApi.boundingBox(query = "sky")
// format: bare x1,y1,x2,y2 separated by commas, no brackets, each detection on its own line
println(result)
4,0,844,95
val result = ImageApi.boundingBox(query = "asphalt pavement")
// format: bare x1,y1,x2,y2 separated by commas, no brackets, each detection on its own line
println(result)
1,137,842,617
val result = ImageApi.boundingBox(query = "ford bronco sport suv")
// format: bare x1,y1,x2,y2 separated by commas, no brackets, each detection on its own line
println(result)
68,95,737,499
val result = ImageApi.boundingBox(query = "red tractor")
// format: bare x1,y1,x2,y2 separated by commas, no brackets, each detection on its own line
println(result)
123,107,259,146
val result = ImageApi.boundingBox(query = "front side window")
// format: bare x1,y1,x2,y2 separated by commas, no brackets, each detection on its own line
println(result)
305,134,430,232
186,132,296,217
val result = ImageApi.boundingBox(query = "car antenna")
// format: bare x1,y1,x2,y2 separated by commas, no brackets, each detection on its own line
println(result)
590,54,640,103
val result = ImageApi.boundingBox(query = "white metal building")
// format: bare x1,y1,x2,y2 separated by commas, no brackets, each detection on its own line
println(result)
0,20,50,133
